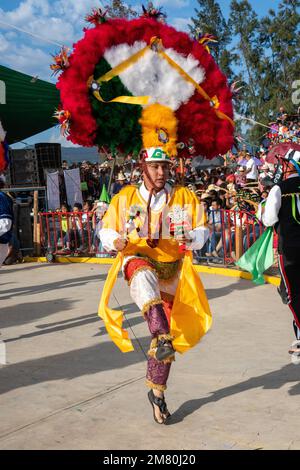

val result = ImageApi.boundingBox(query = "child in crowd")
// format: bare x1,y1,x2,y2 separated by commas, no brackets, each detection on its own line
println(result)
92,201,109,257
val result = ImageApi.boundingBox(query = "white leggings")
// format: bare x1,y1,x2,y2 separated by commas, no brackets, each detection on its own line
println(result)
129,268,180,310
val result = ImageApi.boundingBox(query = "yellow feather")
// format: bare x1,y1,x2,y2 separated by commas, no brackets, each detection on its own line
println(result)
139,103,178,157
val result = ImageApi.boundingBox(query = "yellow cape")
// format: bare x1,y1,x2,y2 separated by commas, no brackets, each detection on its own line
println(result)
98,251,212,354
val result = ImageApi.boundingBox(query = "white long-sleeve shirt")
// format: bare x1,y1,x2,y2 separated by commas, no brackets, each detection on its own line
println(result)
99,183,209,252
261,174,299,227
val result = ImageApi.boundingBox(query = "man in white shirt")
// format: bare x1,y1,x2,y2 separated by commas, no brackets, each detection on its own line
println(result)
245,153,258,182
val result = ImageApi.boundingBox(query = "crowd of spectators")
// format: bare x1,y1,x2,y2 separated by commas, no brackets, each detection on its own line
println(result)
43,108,300,264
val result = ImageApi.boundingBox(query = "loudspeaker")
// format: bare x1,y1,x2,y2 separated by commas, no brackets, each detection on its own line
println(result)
35,143,62,186
8,148,40,187
13,202,34,255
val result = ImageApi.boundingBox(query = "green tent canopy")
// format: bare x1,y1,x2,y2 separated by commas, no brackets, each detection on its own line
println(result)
0,65,60,144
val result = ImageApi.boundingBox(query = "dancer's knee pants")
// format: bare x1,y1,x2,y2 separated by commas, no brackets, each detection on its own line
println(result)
125,259,174,391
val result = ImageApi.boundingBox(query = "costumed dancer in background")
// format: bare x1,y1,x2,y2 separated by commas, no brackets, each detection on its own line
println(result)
99,146,211,423
260,147,300,358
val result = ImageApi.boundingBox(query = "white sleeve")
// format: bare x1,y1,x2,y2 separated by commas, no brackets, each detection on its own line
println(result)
99,228,121,252
0,218,12,237
185,226,210,251
262,185,282,227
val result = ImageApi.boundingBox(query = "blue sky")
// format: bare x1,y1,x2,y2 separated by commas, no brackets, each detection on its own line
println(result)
0,0,282,146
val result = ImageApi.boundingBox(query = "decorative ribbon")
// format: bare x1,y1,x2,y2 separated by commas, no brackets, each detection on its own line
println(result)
88,36,234,127
92,90,149,105
88,45,150,106
291,194,300,225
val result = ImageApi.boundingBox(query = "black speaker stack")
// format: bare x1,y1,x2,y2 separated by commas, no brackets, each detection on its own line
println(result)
8,143,62,187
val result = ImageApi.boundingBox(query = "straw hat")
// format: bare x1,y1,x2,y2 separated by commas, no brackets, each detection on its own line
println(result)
116,172,126,181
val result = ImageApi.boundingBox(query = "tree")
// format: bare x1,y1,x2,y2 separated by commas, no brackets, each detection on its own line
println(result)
259,0,300,116
105,0,138,19
189,0,236,80
229,0,300,144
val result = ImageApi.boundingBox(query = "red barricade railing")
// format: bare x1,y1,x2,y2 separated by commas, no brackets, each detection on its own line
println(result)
39,209,277,269
195,208,272,266
39,211,113,257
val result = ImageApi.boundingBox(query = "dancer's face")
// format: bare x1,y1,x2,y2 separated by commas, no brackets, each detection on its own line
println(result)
143,162,170,191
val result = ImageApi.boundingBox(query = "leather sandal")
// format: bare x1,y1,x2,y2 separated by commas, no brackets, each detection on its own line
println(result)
148,389,171,424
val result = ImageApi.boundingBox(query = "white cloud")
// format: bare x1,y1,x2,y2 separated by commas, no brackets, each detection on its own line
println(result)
49,127,80,147
2,43,53,80
4,31,18,40
153,0,190,9
27,17,75,44
0,0,192,83
171,17,191,32
0,33,10,52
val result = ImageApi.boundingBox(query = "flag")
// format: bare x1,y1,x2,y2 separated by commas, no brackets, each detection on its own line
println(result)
236,227,274,285
99,184,111,203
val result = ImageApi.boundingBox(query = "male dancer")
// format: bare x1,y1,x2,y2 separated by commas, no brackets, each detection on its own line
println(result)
99,147,212,423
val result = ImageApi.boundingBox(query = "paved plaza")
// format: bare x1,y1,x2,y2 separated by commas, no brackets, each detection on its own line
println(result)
0,262,299,450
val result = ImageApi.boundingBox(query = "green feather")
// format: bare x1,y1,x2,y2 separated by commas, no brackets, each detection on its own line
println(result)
89,57,143,154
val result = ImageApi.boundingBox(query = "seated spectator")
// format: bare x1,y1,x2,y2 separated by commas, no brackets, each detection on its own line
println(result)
63,202,84,254
206,198,223,257
111,172,127,195
81,200,94,252
235,167,247,187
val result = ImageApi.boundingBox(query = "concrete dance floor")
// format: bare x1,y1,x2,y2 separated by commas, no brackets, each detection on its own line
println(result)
0,262,298,450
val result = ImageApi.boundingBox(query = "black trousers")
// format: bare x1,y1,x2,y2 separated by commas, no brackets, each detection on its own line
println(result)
278,249,300,339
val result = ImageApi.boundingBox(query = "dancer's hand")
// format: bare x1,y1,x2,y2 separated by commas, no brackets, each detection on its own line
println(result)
113,237,128,251
176,234,193,244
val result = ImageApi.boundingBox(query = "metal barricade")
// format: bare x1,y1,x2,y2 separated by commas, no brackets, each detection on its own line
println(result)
194,208,269,266
40,209,278,274
39,211,114,257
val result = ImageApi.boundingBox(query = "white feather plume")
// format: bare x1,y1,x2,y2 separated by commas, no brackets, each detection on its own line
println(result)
104,41,205,111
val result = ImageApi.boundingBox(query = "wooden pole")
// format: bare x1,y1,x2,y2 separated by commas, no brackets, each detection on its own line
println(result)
107,152,116,195
36,222,41,256
235,225,243,261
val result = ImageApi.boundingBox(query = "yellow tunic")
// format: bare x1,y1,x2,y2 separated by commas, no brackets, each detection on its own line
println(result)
98,184,212,354
101,184,206,262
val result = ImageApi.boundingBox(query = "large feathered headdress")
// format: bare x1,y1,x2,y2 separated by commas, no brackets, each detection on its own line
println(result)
52,9,234,159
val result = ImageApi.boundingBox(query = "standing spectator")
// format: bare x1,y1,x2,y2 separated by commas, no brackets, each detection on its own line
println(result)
206,198,223,257
245,153,258,183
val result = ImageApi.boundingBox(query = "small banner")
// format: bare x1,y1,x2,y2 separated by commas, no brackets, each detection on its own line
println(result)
46,171,60,210
64,168,83,208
